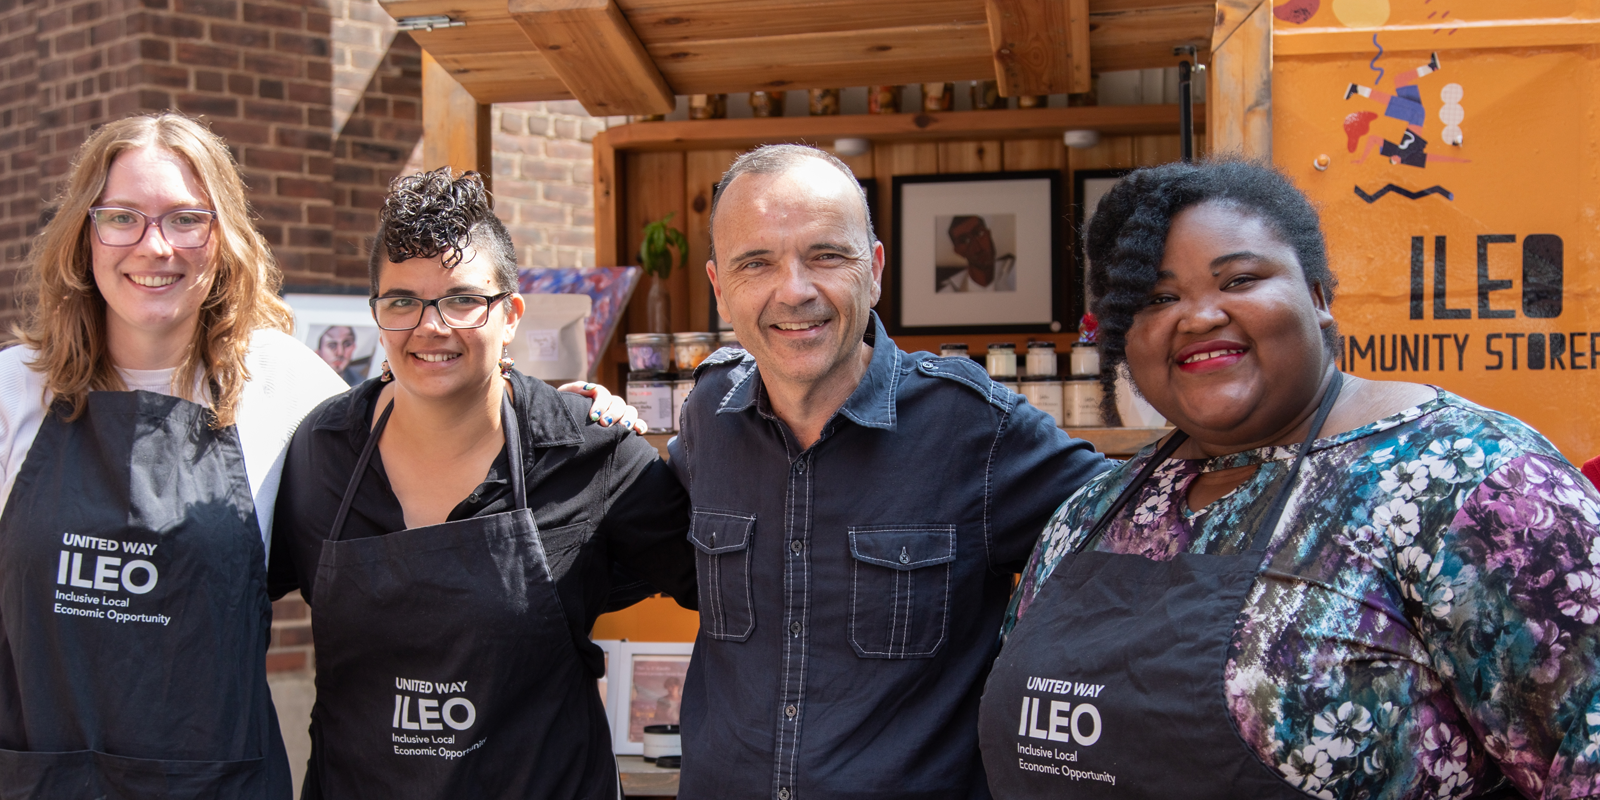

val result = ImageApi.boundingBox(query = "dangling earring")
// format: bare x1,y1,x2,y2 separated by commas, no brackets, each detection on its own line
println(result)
498,348,515,377
379,360,394,382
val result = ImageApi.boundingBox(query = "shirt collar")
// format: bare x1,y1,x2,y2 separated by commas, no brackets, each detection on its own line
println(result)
717,310,899,432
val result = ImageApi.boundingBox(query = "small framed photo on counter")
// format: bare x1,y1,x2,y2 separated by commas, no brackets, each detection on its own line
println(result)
890,170,1065,335
608,641,693,755
283,288,386,386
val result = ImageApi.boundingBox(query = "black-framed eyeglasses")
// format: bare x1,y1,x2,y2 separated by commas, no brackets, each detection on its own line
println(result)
88,206,217,249
369,292,515,331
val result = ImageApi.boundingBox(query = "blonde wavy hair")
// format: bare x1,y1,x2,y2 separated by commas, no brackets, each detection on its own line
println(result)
14,112,293,427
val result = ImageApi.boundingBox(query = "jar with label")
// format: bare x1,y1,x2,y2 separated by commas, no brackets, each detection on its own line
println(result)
671,371,695,431
626,371,675,434
1020,376,1065,426
672,332,718,371
1063,379,1104,427
626,333,673,373
1070,343,1100,378
1025,341,1058,379
718,330,742,350
986,343,1018,379
940,343,968,359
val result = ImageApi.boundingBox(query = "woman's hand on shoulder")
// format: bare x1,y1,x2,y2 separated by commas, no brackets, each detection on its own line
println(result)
557,382,647,435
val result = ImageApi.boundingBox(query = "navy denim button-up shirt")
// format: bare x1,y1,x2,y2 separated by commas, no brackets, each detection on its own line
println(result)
669,313,1112,800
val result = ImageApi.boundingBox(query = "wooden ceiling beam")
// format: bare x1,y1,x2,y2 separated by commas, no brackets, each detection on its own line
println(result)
984,0,1092,96
507,0,675,116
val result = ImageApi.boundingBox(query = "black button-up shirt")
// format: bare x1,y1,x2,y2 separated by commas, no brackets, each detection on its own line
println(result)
669,313,1112,800
268,371,697,660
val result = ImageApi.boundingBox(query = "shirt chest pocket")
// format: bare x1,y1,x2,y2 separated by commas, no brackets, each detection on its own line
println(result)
689,509,756,642
847,525,957,659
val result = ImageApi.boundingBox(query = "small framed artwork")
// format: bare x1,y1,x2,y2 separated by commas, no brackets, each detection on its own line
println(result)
283,288,386,386
593,639,624,716
1072,169,1132,321
890,171,1065,335
608,641,693,755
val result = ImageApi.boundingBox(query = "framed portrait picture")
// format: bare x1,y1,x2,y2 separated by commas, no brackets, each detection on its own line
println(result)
283,288,386,386
890,171,1064,335
1072,169,1132,320
608,641,693,755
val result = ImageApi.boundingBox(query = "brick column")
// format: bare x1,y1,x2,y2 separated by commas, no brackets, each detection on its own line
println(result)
0,0,336,320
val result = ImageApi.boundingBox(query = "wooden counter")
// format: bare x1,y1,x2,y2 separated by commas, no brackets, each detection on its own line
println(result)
618,755,679,798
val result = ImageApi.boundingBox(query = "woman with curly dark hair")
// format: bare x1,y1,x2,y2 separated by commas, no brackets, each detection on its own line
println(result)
269,167,695,799
976,160,1600,799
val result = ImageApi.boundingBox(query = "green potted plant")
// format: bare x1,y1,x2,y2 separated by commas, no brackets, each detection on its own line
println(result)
639,212,688,333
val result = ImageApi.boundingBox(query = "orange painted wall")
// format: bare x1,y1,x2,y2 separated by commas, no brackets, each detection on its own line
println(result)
1272,0,1600,462
592,595,699,643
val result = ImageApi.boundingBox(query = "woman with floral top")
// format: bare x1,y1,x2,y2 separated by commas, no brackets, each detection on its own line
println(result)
976,159,1600,800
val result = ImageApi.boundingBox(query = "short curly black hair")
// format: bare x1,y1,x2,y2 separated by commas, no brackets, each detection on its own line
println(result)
1084,159,1338,420
368,167,517,295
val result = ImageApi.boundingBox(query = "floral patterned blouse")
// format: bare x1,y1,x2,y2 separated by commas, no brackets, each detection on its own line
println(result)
1004,390,1600,799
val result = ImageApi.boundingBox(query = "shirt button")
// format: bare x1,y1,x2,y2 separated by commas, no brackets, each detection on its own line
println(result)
789,620,802,635
790,540,803,555
794,460,807,474
778,789,791,800
467,492,480,504
784,704,797,718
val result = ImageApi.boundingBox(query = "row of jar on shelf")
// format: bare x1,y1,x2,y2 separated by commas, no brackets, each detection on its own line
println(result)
952,341,1107,429
635,82,1060,122
620,333,1166,434
623,332,734,435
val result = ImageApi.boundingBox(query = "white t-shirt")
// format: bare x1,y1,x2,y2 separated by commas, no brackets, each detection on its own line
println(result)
0,329,349,559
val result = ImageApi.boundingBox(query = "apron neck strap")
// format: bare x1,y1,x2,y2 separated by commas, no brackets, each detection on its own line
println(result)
328,382,526,543
501,388,526,509
1245,370,1343,552
1077,370,1345,555
1079,428,1190,552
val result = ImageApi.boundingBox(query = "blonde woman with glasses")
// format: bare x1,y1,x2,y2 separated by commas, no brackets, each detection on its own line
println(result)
0,111,350,799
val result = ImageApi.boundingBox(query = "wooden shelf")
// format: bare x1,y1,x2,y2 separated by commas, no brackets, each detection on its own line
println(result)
604,104,1203,152
643,426,1165,460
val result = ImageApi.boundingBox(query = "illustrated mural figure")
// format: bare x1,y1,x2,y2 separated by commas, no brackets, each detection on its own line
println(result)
1343,52,1467,168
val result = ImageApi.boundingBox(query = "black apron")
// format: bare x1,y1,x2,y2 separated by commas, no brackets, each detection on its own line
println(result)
0,391,290,800
304,392,613,799
978,373,1344,799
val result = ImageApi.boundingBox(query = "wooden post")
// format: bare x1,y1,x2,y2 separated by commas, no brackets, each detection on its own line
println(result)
1208,0,1272,159
593,130,621,268
422,51,492,191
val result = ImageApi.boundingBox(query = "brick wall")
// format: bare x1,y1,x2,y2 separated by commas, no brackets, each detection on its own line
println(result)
0,0,341,322
269,591,314,672
492,101,615,271
0,0,37,293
